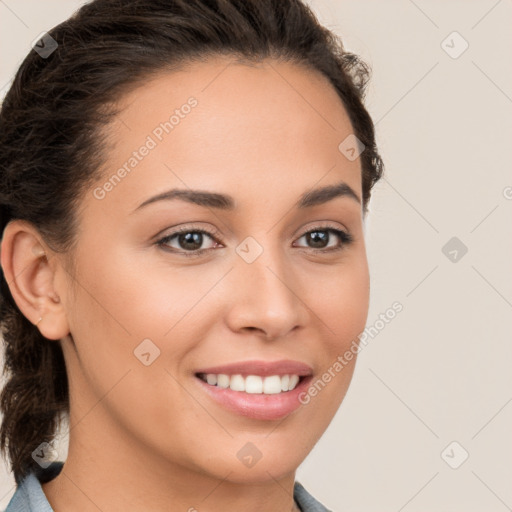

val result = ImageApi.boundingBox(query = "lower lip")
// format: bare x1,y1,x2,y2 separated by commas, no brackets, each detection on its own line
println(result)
195,375,313,421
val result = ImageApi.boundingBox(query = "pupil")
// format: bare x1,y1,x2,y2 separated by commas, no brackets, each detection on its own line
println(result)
308,231,328,248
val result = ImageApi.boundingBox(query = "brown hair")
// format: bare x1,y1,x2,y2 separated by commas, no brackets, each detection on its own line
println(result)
0,0,384,484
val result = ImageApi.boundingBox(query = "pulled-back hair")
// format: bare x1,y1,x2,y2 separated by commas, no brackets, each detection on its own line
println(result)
0,0,384,484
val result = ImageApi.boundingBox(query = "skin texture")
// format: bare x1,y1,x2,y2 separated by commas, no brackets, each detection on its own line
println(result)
1,56,370,512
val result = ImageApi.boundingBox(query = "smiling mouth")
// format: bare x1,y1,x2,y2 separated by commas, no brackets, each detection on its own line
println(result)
196,373,303,395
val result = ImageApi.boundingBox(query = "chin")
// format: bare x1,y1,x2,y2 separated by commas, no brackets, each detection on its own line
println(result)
187,443,307,484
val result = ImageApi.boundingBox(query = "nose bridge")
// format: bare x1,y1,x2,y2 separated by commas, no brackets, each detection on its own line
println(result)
227,234,307,338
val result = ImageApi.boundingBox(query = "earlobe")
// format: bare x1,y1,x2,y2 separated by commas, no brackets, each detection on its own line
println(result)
0,219,70,341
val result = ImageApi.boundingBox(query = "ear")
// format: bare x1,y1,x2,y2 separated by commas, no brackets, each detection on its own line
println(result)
0,219,70,340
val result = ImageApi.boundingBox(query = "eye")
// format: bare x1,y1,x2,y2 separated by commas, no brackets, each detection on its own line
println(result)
156,224,353,258
157,227,220,256
294,226,353,252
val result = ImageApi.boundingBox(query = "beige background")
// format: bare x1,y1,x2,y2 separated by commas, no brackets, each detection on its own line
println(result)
1,1,511,510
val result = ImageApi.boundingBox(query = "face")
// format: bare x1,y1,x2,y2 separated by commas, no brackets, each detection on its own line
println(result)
49,57,370,482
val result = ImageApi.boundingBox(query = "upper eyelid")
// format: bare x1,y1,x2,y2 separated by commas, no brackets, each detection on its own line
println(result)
161,219,348,236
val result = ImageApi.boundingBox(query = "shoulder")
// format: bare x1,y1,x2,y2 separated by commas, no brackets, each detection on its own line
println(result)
3,461,63,512
293,481,333,512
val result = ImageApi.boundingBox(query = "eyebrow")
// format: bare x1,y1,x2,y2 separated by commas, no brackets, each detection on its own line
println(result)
132,180,361,213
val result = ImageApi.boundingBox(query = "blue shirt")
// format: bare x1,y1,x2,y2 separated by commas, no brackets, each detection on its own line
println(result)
3,461,332,511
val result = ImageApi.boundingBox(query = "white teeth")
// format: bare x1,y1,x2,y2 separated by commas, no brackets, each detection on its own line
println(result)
199,373,302,394
288,374,299,390
263,375,282,394
206,374,217,386
229,374,245,392
217,374,230,388
245,375,263,394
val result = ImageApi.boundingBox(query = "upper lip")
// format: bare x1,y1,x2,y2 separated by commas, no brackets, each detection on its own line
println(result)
195,359,313,377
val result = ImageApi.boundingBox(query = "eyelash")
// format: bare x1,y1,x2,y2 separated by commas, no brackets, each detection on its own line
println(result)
156,224,354,258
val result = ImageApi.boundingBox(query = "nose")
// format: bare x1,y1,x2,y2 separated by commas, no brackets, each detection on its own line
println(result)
224,245,309,340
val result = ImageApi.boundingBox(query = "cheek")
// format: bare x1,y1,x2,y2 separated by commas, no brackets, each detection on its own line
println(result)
305,253,370,350
64,250,209,442
303,254,369,403
75,244,218,340
66,246,226,419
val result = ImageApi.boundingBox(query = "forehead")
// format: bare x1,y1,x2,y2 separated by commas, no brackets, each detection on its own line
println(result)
90,56,362,215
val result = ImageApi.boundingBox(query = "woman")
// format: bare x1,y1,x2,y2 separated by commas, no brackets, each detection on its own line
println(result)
0,0,383,510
